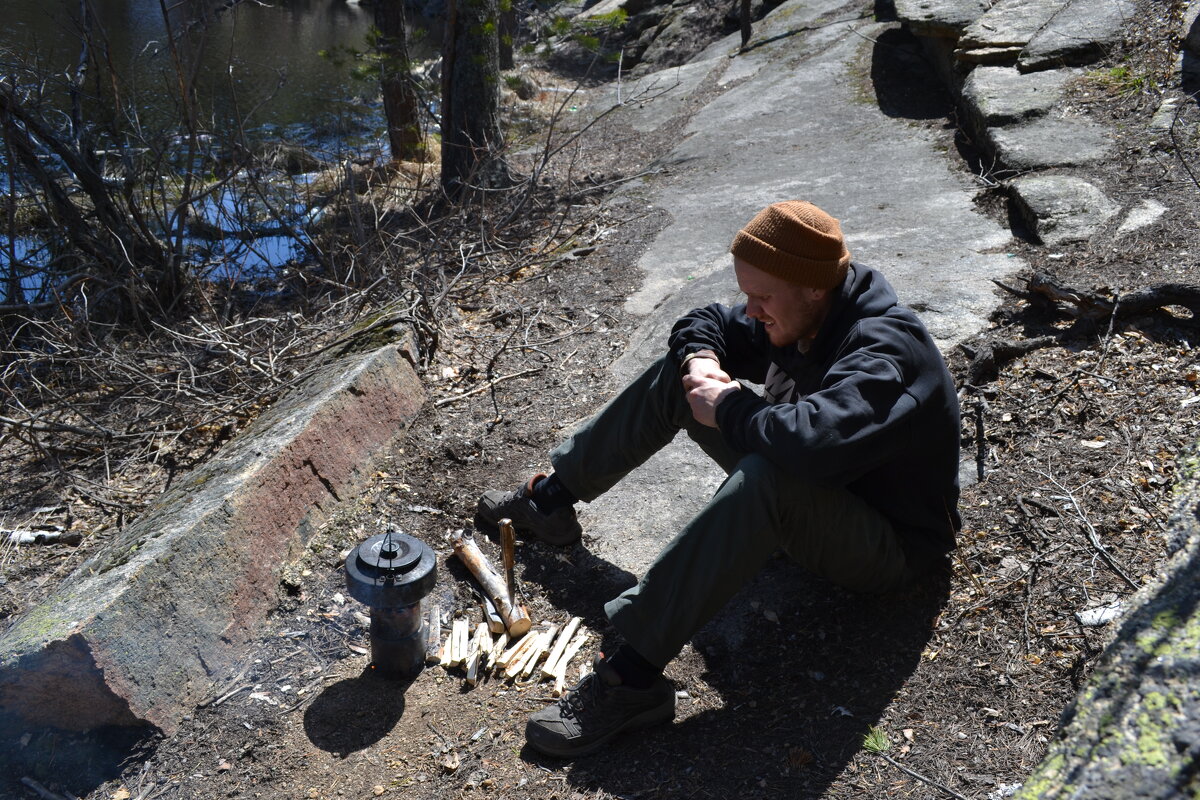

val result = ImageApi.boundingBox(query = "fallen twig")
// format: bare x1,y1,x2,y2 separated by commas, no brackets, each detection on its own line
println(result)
874,753,969,800
1026,273,1200,321
433,367,544,408
20,777,76,800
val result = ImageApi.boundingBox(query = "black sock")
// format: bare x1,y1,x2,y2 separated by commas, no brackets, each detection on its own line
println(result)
531,473,578,513
606,643,662,689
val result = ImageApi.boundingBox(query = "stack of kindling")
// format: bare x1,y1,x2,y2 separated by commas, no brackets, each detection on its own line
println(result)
432,615,589,693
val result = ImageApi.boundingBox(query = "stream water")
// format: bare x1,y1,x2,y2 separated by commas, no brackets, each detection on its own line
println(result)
6,0,387,131
2,0,435,295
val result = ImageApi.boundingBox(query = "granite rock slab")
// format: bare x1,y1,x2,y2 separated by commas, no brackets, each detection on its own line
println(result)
962,66,1076,127
0,342,425,735
957,0,1068,64
1019,0,1138,71
1009,174,1117,244
985,116,1114,170
1116,199,1168,237
1188,0,1200,57
894,0,989,37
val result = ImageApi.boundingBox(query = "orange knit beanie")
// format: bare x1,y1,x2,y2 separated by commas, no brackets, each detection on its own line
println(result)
729,201,851,289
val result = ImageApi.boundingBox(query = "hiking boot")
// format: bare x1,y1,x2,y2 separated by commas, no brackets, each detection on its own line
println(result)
525,656,675,758
475,474,582,546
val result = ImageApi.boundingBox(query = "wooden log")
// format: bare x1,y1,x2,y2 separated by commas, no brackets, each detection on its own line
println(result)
540,617,582,678
451,531,531,636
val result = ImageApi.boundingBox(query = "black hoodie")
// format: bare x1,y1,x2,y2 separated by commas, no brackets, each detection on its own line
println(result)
668,263,961,566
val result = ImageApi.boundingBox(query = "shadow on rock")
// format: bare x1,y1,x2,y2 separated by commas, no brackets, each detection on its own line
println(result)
517,539,639,649
521,556,948,798
303,669,410,757
0,714,158,800
870,26,954,121
1183,51,1200,101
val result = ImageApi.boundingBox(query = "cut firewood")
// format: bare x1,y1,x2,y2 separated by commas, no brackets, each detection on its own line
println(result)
488,632,510,665
451,531,531,636
504,627,553,679
449,619,468,667
439,628,454,668
495,631,536,671
466,623,490,686
481,595,505,634
425,600,444,665
540,617,582,678
550,631,589,695
519,624,558,680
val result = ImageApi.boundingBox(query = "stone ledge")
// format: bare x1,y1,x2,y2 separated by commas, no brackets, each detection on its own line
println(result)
0,342,425,734
894,0,989,38
984,116,1114,171
1008,174,1117,245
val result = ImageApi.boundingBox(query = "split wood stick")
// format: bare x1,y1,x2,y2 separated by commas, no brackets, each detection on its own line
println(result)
519,624,558,680
424,601,444,664
495,632,536,670
540,617,582,678
507,625,554,680
488,632,510,664
457,619,471,666
450,619,468,666
451,531,532,636
438,628,454,668
554,631,590,678
551,631,590,694
481,595,505,634
466,623,490,686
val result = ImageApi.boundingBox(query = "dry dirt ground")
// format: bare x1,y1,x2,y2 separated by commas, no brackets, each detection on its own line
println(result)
5,5,1200,800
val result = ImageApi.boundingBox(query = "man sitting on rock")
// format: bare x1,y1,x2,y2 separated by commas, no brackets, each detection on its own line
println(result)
476,200,962,758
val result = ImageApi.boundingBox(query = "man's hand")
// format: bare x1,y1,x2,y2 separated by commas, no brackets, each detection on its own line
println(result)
682,354,729,383
682,371,740,428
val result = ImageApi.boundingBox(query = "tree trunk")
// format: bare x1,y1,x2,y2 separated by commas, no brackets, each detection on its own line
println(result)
374,0,423,162
740,0,752,49
441,0,508,196
499,0,516,70
1013,479,1200,799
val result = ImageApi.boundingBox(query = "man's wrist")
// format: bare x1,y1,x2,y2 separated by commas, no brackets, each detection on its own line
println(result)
679,350,719,375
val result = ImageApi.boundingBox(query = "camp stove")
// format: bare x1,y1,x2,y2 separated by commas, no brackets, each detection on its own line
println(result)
344,528,437,678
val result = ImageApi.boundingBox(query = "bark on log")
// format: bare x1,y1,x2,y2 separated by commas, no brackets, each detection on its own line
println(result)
450,532,531,636
1014,477,1200,799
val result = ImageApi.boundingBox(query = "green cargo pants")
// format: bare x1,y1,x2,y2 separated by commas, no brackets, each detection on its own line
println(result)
550,354,914,668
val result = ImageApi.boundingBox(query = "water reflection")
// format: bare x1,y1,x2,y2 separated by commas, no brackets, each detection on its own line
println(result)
1,0,440,293
4,0,391,128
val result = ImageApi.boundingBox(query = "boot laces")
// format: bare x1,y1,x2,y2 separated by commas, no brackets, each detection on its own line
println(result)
562,672,607,719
